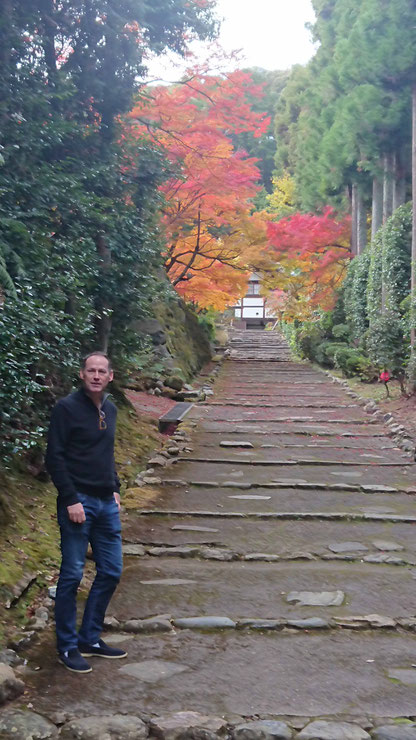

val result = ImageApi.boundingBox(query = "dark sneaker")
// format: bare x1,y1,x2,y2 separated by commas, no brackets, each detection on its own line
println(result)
78,638,128,659
58,648,92,673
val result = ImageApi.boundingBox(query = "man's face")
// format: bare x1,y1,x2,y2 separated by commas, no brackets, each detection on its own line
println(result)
80,355,114,395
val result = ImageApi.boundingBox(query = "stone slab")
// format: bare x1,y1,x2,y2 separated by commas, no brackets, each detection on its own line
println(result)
122,484,416,519
372,540,404,552
171,525,220,533
190,405,370,423
193,432,395,450
60,715,147,739
114,559,416,620
23,631,416,717
122,515,416,555
150,711,227,740
162,462,415,490
232,720,292,740
119,659,189,682
190,444,405,465
286,590,345,607
372,726,416,740
0,709,58,739
297,720,370,739
328,542,369,553
197,421,386,436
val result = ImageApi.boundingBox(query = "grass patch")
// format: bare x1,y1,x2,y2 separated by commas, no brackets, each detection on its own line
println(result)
314,364,403,403
114,404,162,489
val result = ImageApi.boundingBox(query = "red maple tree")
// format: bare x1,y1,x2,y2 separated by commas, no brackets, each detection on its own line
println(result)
122,68,270,309
259,207,352,318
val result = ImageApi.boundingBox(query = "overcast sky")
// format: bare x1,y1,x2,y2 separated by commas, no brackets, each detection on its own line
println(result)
145,0,317,82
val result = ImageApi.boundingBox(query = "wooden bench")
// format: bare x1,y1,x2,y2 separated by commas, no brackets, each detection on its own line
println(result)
158,402,194,433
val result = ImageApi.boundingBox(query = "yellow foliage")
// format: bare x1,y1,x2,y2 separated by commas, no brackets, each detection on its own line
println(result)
267,171,296,218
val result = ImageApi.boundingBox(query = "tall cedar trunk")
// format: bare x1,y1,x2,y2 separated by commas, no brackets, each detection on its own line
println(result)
356,188,367,255
96,234,112,353
410,84,416,375
393,149,407,210
351,183,358,256
381,153,395,313
382,152,394,224
371,175,383,239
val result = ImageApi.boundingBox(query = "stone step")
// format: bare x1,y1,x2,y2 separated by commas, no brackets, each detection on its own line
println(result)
186,444,405,464
126,483,416,517
192,432,397,450
159,460,416,490
23,628,416,721
177,455,410,466
195,422,387,437
110,558,416,629
123,513,416,556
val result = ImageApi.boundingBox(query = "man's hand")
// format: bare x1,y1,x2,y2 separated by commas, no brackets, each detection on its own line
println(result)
114,492,121,512
67,502,86,523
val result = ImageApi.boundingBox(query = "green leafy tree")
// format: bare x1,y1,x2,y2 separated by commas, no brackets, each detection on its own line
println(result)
0,0,217,461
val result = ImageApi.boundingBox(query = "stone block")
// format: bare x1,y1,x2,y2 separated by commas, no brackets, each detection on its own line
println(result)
232,720,292,740
60,714,147,739
296,720,370,739
372,725,416,740
286,590,344,607
173,616,236,630
150,711,227,740
123,616,173,633
0,709,57,738
0,663,24,705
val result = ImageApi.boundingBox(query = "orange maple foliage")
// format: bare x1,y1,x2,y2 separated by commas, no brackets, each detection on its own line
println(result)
122,68,270,309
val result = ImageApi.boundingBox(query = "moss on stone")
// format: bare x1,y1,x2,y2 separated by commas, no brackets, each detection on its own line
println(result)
154,299,212,380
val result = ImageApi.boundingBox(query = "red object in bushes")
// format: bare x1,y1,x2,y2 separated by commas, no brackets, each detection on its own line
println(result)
379,370,390,382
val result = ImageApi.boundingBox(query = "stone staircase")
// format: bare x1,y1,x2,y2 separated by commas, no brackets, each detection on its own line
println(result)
229,328,291,361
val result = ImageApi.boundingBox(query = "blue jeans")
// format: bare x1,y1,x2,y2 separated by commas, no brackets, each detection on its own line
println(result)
55,493,122,653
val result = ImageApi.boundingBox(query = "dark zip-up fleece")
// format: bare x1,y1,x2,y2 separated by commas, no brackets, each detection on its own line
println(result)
45,388,121,506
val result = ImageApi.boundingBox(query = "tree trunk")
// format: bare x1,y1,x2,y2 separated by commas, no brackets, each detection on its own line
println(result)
393,149,407,210
382,152,394,224
371,175,383,240
410,84,416,383
95,234,112,353
356,188,367,255
351,183,358,256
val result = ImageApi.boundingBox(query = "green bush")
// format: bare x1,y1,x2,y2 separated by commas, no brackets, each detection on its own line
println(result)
314,341,336,366
333,346,376,380
366,312,408,375
322,342,349,364
332,323,350,341
290,323,326,362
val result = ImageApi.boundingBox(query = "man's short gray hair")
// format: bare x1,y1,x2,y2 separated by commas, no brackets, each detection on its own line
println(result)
81,352,112,370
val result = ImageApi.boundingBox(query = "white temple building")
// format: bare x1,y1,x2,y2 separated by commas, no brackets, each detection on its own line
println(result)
232,273,276,329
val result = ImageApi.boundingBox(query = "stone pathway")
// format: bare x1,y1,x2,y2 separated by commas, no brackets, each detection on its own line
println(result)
10,330,416,738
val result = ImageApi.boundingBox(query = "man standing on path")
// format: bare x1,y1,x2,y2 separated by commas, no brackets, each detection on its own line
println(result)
46,352,127,674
